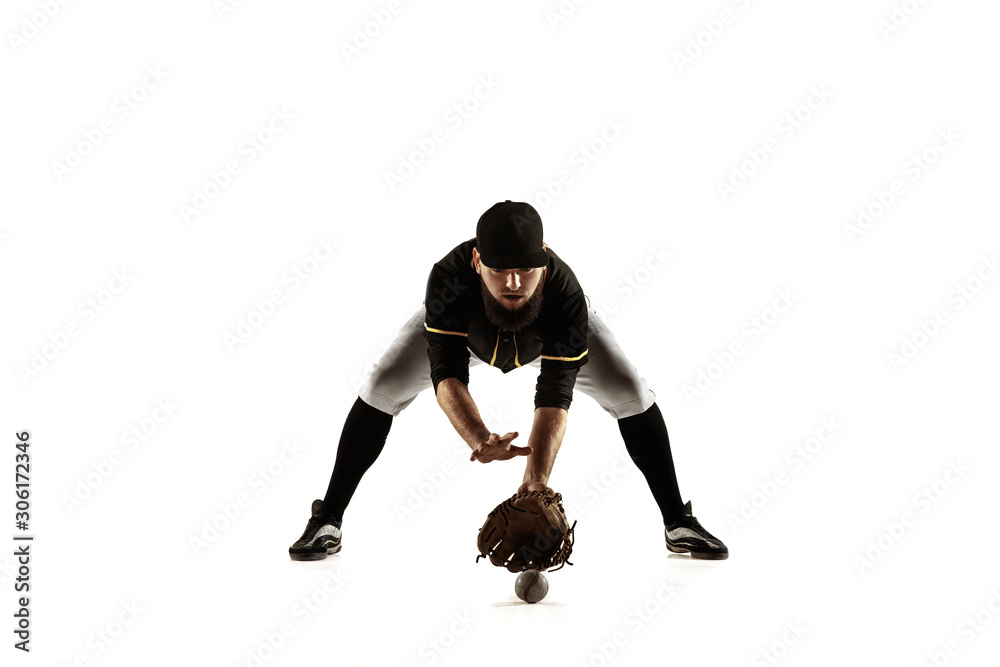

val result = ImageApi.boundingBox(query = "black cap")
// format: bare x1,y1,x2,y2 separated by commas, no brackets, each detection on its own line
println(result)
476,200,547,269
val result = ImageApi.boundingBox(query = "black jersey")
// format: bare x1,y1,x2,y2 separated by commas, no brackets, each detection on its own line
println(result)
423,238,590,411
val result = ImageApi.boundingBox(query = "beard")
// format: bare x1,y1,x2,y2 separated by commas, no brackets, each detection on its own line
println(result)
480,276,545,333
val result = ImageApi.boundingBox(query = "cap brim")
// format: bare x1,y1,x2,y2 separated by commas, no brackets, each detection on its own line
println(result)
480,249,549,270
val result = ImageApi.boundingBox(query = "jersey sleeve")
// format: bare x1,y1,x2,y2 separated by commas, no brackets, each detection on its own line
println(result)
534,289,589,410
423,264,471,394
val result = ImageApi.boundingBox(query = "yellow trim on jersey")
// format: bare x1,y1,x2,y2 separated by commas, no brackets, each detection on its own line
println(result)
541,348,589,362
513,335,521,367
424,323,468,337
489,330,500,366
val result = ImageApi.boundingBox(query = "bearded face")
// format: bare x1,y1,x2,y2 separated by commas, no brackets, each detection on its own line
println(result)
480,274,545,332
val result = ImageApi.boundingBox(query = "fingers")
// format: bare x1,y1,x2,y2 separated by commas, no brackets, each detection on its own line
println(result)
471,432,519,462
492,446,532,461
470,443,532,463
488,431,518,444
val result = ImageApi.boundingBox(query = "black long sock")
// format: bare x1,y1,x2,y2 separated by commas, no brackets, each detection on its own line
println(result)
617,402,684,525
321,397,394,520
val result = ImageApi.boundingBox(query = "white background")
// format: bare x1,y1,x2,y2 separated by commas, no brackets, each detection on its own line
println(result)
2,0,999,665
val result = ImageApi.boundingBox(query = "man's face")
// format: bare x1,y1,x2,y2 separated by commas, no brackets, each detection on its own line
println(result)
474,247,545,332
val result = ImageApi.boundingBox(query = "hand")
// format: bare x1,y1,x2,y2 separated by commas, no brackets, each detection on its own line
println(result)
517,480,550,494
469,432,532,463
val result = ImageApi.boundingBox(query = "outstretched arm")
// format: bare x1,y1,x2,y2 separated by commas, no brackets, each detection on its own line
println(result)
436,377,530,462
519,406,567,492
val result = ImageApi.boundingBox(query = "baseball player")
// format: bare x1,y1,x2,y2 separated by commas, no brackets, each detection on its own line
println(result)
289,201,728,561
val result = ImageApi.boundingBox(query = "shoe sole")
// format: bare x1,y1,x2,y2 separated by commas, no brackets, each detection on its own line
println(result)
289,543,342,561
666,543,728,560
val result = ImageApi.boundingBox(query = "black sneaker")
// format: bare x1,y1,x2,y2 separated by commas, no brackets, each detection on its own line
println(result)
664,501,728,560
289,499,343,561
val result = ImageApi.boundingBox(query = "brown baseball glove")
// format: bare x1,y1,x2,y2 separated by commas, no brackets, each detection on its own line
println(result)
475,488,576,572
